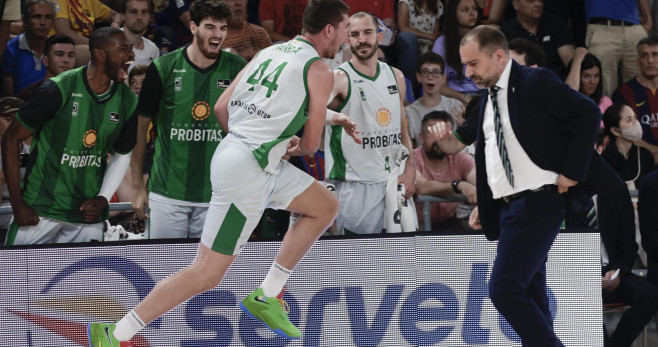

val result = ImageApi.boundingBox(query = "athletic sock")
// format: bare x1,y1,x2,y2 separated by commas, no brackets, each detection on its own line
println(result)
113,309,146,342
260,262,292,297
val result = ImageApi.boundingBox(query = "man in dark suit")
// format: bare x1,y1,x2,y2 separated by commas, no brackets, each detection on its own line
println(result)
459,26,600,346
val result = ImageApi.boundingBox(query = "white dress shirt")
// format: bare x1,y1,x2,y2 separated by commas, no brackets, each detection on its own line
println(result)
482,59,559,199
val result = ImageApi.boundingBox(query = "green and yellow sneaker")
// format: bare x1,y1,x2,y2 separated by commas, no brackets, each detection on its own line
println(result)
239,287,301,339
87,322,133,347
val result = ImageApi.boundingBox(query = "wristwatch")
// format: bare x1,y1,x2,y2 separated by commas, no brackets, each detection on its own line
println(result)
452,180,462,194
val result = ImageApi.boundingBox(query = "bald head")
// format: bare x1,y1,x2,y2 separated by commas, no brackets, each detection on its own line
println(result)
461,25,509,56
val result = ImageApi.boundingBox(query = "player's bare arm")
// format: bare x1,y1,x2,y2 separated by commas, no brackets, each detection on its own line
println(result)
326,68,361,144
1,121,39,226
130,115,153,219
287,60,334,157
394,67,415,199
215,62,251,132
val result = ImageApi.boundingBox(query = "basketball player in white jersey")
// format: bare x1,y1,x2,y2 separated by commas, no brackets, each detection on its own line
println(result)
88,1,354,344
325,12,415,234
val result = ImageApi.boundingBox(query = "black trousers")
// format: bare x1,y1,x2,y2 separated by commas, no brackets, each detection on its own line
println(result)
603,273,658,347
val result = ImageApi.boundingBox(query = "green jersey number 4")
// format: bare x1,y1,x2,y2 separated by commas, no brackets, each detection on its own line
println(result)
246,59,288,98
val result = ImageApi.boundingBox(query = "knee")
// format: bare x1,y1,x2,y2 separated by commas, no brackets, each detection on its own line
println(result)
488,278,516,307
187,264,223,292
325,193,340,222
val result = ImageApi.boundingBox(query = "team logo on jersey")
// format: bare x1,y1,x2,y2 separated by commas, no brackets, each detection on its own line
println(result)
175,76,182,92
191,101,210,121
83,130,97,148
52,0,61,12
387,85,398,94
375,108,392,127
72,101,79,117
109,112,119,123
217,79,231,89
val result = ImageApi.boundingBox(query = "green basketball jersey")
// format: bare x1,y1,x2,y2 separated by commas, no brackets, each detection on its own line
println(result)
17,66,138,223
140,48,246,203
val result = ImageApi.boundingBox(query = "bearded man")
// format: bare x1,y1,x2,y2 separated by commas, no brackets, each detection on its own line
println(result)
129,0,246,238
324,11,416,234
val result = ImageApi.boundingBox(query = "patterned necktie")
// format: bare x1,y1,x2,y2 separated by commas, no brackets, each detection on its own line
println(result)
489,86,514,187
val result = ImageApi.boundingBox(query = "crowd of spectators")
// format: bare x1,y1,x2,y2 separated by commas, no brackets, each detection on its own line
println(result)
0,0,658,342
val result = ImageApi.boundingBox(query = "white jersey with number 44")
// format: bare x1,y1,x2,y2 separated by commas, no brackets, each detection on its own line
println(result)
228,38,321,174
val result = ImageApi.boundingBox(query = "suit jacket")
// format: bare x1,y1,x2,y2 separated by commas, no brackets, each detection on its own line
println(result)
475,61,601,240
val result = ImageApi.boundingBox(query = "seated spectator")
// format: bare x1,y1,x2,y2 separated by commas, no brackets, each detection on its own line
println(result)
52,0,122,66
638,169,658,287
602,103,657,190
566,179,658,347
0,0,22,62
17,34,76,102
406,52,464,147
414,111,476,230
165,0,193,48
613,35,658,160
52,0,122,42
586,0,652,96
501,0,574,79
566,47,612,114
258,0,306,43
432,0,480,105
395,0,442,95
2,0,54,96
221,0,271,61
478,0,506,25
508,37,545,68
128,64,148,95
122,0,160,71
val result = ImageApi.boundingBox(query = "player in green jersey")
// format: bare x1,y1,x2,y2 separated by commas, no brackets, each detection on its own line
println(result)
88,1,352,344
1,27,137,245
129,0,246,239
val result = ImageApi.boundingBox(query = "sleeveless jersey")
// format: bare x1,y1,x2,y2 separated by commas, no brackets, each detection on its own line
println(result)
145,48,246,202
325,61,402,183
228,38,320,173
18,66,137,223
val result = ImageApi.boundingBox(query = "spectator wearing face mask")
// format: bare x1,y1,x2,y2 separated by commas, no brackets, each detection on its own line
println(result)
602,103,657,190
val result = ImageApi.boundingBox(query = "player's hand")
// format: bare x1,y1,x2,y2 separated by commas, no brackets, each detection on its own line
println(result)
601,270,621,292
427,121,453,142
557,174,577,194
285,136,301,158
398,169,415,200
332,113,361,144
131,185,149,219
79,196,109,223
14,201,40,226
459,181,477,204
468,206,482,230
